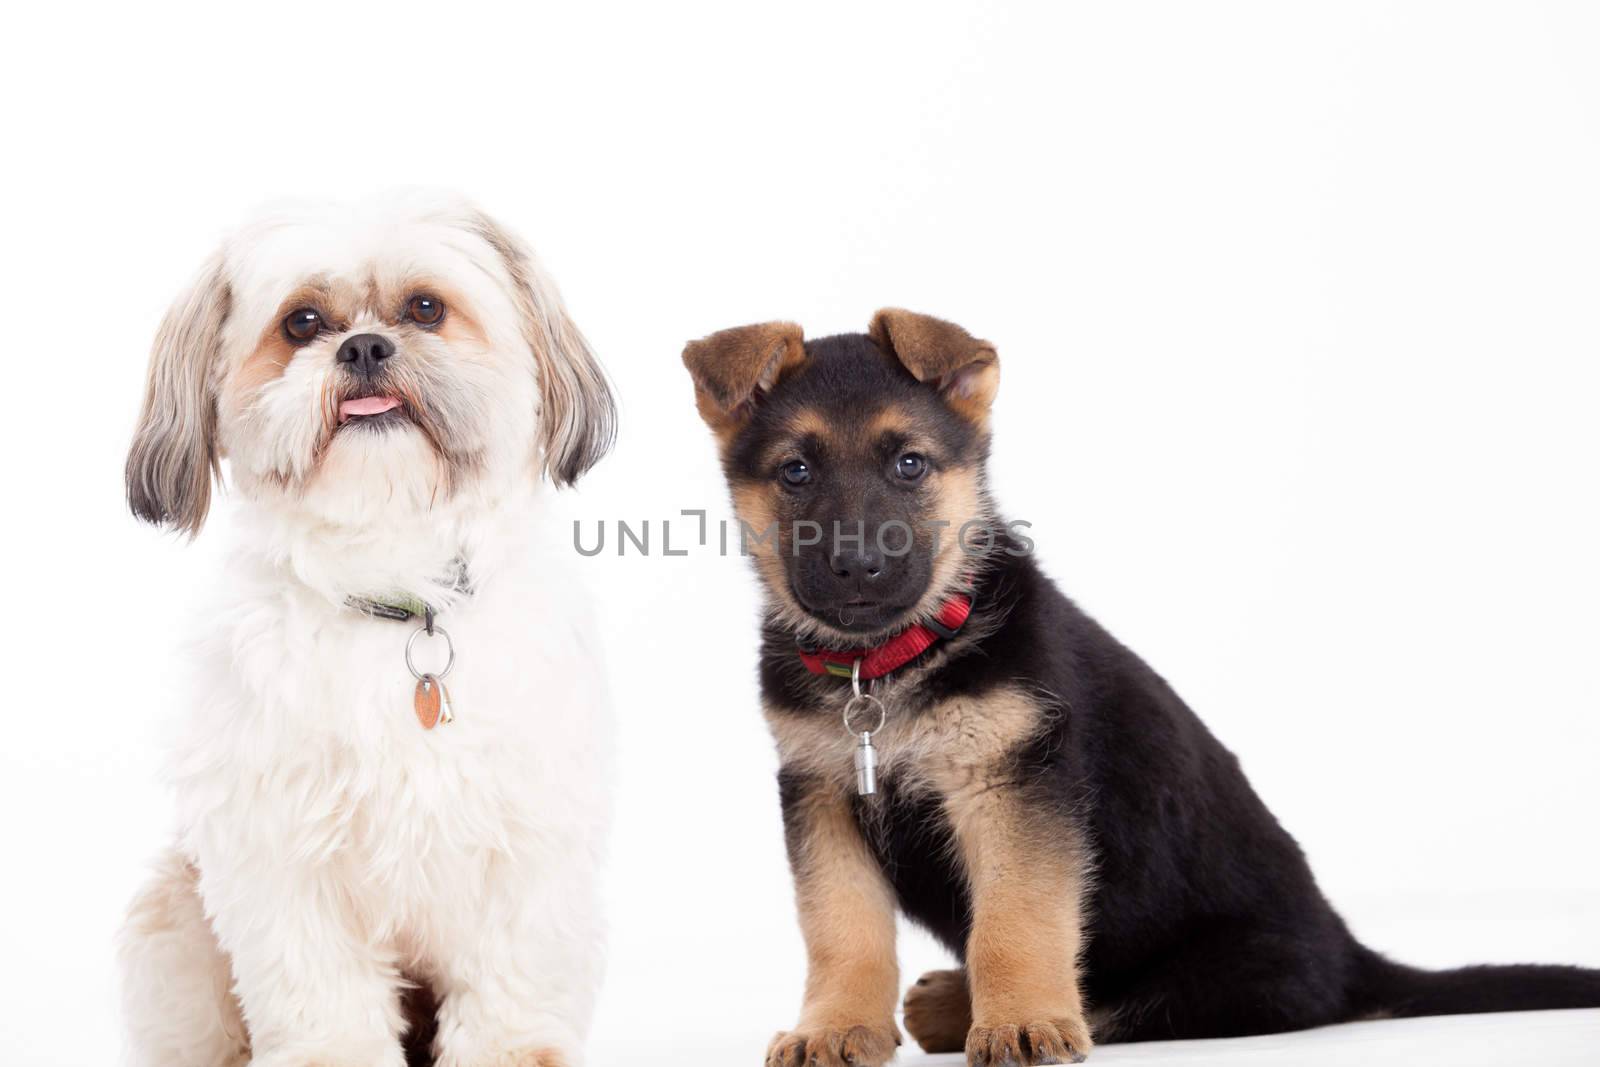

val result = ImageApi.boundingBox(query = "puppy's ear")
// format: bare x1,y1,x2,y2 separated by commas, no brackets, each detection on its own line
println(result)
682,322,806,441
868,308,999,425
126,254,230,536
475,213,617,486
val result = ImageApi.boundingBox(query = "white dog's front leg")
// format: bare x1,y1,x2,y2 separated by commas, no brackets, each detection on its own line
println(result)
429,851,604,1067
199,858,405,1067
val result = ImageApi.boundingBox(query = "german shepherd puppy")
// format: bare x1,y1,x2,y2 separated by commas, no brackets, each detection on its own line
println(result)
682,309,1600,1067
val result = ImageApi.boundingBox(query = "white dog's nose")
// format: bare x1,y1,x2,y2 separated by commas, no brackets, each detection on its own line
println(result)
336,333,394,378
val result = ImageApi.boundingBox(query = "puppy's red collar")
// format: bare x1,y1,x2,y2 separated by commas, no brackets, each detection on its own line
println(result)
798,593,974,681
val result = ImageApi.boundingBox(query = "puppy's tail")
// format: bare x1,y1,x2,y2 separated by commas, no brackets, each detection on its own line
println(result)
1350,943,1600,1019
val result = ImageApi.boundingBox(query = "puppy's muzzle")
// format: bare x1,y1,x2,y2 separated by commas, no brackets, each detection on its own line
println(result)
337,333,395,380
829,545,889,588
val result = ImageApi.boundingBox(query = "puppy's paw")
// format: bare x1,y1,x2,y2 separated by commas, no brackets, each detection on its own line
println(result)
766,1022,900,1067
903,969,972,1053
965,1017,1092,1066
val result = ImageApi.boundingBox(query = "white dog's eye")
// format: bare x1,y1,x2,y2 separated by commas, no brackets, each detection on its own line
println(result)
283,307,323,344
407,294,445,327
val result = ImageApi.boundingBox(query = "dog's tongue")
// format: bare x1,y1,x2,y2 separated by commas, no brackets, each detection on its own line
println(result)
339,395,401,423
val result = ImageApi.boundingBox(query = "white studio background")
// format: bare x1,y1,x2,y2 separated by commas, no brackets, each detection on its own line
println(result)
1,2,1597,1064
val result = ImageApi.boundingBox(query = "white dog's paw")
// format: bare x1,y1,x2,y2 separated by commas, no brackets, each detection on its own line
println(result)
247,1045,405,1067
438,1048,574,1067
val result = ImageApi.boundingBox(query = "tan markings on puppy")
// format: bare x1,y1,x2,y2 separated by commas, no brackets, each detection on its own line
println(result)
783,407,834,446
903,968,973,1054
769,778,901,1067
768,688,1067,1064
767,687,1047,804
866,408,919,440
731,480,780,545
869,308,1000,427
731,472,860,647
767,1024,899,1067
914,687,1048,797
864,409,948,471
949,787,1093,1065
917,459,988,610
731,479,798,618
683,321,807,446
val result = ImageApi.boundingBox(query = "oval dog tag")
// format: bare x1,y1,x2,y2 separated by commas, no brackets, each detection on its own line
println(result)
414,674,442,730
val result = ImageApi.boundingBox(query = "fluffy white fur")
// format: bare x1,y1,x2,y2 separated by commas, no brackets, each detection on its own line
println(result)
117,191,615,1067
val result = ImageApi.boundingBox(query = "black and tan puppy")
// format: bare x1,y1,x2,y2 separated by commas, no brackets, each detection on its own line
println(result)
683,310,1600,1067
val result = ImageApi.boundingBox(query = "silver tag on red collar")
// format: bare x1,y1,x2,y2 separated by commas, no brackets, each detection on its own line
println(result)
853,732,879,795
843,660,887,795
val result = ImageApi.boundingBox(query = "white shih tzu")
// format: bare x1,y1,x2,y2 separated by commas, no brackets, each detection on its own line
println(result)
116,191,617,1067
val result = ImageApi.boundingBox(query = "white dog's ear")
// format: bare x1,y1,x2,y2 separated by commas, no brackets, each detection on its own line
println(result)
126,254,230,535
474,214,616,486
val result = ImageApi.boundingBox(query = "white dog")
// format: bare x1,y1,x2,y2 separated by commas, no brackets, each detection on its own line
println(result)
116,191,616,1067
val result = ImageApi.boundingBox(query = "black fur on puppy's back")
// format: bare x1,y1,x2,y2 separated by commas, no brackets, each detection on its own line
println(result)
973,548,1359,1037
844,539,1600,1041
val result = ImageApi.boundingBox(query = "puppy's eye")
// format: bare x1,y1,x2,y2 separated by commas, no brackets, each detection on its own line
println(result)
895,453,928,481
283,308,323,343
779,460,812,487
407,295,445,327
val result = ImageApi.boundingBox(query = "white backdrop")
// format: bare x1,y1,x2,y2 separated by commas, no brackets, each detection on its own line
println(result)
2,3,1597,1065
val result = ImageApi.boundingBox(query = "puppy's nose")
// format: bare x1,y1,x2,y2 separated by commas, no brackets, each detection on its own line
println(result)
829,546,886,582
336,333,395,378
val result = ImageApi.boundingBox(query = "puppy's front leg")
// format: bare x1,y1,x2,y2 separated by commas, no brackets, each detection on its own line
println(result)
767,772,901,1067
950,786,1092,1066
201,858,406,1067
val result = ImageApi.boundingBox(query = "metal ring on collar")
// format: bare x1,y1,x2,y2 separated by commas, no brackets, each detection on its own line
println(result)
843,693,887,737
405,625,455,680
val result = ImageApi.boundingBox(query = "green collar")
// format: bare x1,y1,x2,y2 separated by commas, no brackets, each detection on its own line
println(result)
345,558,472,623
